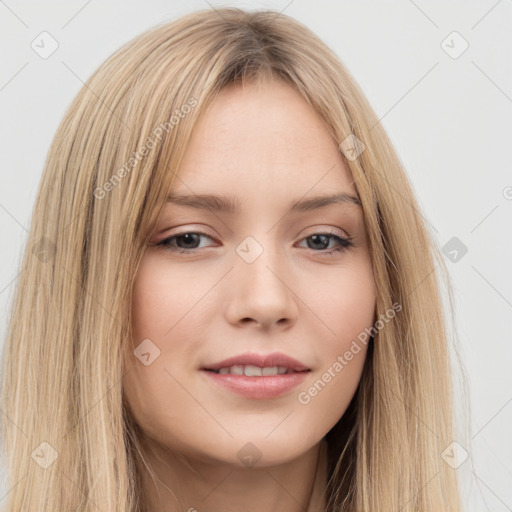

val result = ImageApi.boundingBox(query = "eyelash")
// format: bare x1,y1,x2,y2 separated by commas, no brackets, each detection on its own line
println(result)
156,230,355,257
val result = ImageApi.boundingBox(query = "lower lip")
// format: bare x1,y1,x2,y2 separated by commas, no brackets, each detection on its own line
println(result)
201,370,310,399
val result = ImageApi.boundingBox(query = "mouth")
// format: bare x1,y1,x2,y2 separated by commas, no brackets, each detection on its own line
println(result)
203,365,307,376
200,351,310,374
200,367,310,399
199,352,311,399
200,352,311,400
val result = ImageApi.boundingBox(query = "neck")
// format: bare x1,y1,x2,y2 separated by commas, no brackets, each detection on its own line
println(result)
137,437,327,512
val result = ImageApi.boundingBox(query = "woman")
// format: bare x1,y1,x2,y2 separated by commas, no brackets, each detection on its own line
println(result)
0,7,462,511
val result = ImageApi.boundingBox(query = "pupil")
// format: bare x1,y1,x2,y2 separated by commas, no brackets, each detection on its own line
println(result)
309,234,328,250
178,233,200,249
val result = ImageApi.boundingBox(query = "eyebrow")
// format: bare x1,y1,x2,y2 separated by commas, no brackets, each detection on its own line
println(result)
166,191,362,215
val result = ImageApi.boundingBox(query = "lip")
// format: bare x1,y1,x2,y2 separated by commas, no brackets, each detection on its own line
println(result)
202,370,309,399
201,351,310,372
200,351,311,399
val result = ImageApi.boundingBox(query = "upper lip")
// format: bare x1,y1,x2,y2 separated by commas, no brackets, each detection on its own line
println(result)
201,352,310,372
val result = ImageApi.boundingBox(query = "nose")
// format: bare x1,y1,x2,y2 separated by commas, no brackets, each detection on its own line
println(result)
224,243,299,330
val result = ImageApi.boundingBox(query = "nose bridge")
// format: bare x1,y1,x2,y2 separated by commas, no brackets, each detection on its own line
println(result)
225,232,298,327
235,233,288,295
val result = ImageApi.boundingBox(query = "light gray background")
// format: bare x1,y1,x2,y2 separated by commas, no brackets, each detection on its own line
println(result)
1,1,511,510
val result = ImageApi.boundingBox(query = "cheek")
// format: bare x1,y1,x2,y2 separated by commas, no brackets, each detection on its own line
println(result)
304,255,376,348
294,291,374,433
125,255,209,445
295,257,375,411
130,253,205,342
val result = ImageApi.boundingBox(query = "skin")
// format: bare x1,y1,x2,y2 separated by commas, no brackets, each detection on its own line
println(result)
123,77,376,512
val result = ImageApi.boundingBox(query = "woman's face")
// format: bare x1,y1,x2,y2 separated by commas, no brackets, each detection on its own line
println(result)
123,79,376,467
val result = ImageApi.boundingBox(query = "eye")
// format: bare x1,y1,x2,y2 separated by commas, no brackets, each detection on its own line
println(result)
156,230,355,256
157,231,216,253
296,231,355,256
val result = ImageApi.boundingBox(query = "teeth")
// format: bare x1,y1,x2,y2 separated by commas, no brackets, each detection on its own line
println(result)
244,365,262,376
215,365,292,376
230,365,244,375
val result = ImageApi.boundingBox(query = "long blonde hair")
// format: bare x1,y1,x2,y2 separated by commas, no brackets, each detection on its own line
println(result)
0,7,461,511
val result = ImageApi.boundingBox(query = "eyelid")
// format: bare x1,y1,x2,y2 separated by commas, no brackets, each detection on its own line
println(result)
155,226,355,257
155,225,217,243
156,225,350,243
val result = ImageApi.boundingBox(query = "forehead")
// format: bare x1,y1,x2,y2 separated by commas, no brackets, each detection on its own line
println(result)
174,79,357,199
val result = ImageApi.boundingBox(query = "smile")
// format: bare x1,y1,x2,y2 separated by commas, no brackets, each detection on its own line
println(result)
207,365,298,376
201,367,310,399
